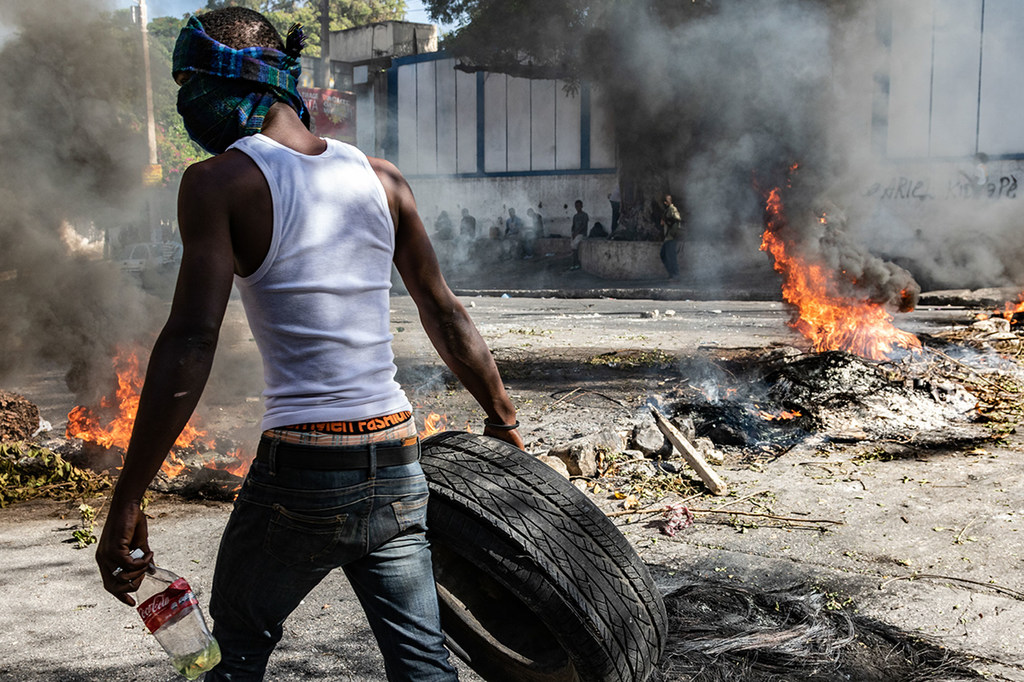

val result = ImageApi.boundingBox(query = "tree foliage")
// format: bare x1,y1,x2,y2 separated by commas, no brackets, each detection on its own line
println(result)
201,0,408,57
145,14,210,183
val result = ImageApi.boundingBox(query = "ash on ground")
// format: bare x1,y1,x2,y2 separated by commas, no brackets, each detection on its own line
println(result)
663,347,987,459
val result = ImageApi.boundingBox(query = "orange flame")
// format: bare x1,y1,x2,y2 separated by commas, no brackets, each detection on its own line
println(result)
991,294,1024,321
760,188,921,361
976,293,1024,323
203,447,254,480
65,347,213,477
419,412,448,438
758,409,803,421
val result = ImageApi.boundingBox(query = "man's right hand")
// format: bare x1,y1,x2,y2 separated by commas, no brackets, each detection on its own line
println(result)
96,499,153,607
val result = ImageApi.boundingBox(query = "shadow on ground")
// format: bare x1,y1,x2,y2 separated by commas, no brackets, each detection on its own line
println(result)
651,576,983,682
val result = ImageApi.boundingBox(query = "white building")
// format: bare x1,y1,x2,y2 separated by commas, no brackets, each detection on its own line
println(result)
319,21,619,238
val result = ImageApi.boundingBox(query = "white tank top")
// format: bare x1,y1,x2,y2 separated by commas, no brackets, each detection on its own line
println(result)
229,134,411,431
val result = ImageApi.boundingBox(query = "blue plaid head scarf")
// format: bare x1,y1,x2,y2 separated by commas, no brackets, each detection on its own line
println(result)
172,15,310,155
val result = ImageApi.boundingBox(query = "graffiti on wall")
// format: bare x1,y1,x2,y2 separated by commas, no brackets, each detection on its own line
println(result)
865,167,1020,202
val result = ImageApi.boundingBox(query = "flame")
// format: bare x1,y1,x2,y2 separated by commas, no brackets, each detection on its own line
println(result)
760,188,921,361
203,447,254,480
163,451,187,478
419,412,448,438
976,293,1024,324
1003,297,1024,319
757,409,802,421
985,294,1024,321
65,346,213,477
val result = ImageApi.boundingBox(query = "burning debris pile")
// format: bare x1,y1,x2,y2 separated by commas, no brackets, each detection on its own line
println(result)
973,291,1024,332
760,182,921,362
667,348,983,456
51,346,252,501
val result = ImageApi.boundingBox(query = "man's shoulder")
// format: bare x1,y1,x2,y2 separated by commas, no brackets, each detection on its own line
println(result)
183,150,259,186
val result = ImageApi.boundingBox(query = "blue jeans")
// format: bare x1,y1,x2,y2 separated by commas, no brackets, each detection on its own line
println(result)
205,443,457,681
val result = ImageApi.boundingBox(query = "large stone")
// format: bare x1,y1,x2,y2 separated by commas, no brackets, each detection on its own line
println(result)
631,420,671,458
535,454,570,479
670,416,697,444
0,390,40,443
548,428,625,478
694,436,723,464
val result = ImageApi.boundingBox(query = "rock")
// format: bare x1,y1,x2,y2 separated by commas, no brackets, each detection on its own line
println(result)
670,416,697,444
695,436,723,464
631,420,671,458
0,390,40,443
657,460,683,474
619,459,659,477
548,428,624,477
535,454,570,479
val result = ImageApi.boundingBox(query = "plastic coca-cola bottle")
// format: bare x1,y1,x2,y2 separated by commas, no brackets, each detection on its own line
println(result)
130,548,221,680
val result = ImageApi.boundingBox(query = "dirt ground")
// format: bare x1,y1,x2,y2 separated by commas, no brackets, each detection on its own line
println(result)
2,281,1024,680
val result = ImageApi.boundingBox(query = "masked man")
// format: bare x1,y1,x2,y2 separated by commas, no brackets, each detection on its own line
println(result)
96,8,522,680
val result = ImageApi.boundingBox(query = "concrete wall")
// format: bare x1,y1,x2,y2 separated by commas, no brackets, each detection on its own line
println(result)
328,22,438,64
579,240,664,281
825,0,1024,290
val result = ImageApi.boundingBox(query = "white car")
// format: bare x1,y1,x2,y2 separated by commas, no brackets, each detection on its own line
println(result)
119,242,182,275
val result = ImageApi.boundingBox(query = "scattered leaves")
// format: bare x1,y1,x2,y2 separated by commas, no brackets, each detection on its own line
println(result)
0,442,109,508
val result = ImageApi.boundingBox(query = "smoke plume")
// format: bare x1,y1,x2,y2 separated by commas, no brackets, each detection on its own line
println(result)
577,0,922,307
589,0,1024,296
0,0,161,400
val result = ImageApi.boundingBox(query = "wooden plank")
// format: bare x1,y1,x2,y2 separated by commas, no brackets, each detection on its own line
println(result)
650,406,728,496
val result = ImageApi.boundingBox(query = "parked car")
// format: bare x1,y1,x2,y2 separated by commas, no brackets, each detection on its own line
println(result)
118,242,182,276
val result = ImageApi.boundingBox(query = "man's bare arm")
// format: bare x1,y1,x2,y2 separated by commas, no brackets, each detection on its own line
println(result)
375,158,523,448
96,162,236,604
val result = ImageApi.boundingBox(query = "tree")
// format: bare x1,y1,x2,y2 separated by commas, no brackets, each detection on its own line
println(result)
202,1,408,58
147,14,210,184
423,0,862,240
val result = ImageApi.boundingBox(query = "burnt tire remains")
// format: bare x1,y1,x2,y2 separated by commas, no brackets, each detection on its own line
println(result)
421,431,667,682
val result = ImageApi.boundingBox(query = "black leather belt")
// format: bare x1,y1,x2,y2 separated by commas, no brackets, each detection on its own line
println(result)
256,438,420,471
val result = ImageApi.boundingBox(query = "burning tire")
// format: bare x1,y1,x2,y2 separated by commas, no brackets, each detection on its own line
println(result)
421,431,667,682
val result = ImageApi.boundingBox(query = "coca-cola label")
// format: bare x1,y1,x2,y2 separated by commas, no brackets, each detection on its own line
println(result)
137,578,198,633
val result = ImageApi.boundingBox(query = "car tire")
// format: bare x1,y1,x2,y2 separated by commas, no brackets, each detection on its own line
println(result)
421,431,667,682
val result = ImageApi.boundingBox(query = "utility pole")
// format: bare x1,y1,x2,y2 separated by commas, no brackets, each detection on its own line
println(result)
319,0,330,87
137,0,162,242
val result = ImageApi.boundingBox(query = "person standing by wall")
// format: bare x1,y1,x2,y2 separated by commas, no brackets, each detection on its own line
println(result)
608,185,621,234
459,207,477,238
660,193,683,281
527,206,544,238
570,199,588,270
